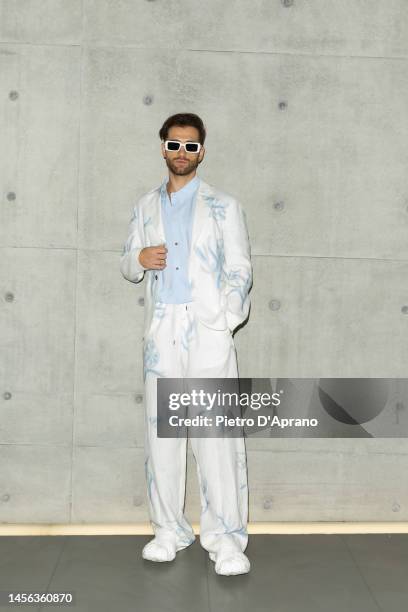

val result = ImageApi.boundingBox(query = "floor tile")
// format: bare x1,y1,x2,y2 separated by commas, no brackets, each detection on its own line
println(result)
342,534,408,612
206,535,382,612
42,535,210,612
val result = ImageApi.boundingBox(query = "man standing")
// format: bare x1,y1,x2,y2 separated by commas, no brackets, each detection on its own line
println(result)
120,113,252,576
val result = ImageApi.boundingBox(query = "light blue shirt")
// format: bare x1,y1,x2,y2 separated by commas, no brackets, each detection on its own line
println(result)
157,174,200,303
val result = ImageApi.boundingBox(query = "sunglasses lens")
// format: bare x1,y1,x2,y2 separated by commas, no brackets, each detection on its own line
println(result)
167,141,180,151
185,142,199,152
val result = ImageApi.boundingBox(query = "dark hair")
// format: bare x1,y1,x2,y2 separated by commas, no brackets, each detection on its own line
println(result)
159,113,206,145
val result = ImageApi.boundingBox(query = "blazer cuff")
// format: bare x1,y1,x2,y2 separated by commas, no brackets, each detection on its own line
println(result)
120,247,146,282
133,248,147,273
225,311,242,334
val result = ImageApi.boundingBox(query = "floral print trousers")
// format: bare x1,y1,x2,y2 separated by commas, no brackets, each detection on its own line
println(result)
143,300,249,556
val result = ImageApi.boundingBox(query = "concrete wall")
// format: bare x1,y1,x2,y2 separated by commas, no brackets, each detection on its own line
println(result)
1,0,407,524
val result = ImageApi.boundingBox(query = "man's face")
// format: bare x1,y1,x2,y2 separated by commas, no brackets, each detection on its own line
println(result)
161,125,205,176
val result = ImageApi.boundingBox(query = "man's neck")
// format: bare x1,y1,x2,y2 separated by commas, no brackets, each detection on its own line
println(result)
166,172,196,195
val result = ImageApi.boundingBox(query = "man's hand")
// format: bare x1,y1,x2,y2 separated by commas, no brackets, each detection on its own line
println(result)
138,244,167,270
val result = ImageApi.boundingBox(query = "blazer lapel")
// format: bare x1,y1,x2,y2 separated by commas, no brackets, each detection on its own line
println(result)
188,179,217,283
190,178,213,252
147,185,166,245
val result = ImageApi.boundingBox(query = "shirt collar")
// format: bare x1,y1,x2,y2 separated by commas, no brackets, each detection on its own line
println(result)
160,174,200,201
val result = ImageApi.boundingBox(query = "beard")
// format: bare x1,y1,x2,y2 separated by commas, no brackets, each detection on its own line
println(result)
165,155,201,176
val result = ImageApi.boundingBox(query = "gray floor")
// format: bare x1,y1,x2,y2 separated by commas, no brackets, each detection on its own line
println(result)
0,534,407,611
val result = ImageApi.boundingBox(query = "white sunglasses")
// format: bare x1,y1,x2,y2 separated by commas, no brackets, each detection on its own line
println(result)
163,140,202,153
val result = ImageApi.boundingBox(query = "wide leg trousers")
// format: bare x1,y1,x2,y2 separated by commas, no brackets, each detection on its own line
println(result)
143,301,249,556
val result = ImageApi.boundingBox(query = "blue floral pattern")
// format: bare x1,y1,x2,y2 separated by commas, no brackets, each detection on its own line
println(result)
202,194,229,220
152,301,167,320
148,416,158,431
194,237,225,289
235,450,248,491
225,269,252,311
214,513,248,538
144,455,156,504
143,338,165,382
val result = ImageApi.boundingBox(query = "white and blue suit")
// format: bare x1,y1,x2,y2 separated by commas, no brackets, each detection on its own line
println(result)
120,174,253,560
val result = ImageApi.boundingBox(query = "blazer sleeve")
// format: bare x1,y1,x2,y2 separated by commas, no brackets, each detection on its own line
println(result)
120,201,147,284
222,198,253,332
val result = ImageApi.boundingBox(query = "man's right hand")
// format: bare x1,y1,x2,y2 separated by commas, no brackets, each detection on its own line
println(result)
138,244,167,270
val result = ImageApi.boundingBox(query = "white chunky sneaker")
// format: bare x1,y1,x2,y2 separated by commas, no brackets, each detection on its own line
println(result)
142,537,177,562
209,549,251,576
